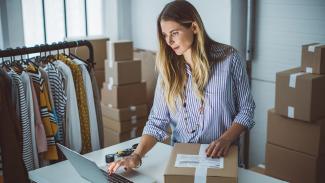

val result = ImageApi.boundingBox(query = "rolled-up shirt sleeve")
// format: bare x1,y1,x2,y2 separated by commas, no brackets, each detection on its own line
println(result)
231,52,256,130
142,76,171,142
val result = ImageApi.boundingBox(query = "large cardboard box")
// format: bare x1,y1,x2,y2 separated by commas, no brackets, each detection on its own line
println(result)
164,143,238,183
94,69,105,91
267,109,325,156
134,49,158,109
101,103,147,122
102,116,147,132
275,67,325,122
249,165,266,175
265,143,325,183
105,59,142,85
101,82,146,108
66,36,109,70
108,40,133,61
103,126,144,147
301,43,325,74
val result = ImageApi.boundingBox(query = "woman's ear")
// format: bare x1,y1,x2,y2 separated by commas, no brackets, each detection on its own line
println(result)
191,21,199,34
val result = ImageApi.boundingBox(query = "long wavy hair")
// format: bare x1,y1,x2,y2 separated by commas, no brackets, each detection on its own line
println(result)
156,1,213,112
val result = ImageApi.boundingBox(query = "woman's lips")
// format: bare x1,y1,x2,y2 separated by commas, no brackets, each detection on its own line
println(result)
172,46,179,51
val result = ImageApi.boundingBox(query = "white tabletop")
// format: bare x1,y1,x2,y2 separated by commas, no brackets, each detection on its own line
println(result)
29,138,287,183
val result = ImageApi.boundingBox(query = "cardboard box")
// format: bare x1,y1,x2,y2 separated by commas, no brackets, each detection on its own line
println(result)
134,49,158,109
66,36,109,70
164,143,238,183
265,143,325,183
103,126,144,147
101,103,147,122
105,59,142,85
267,109,325,156
301,43,325,74
108,40,133,61
249,165,266,175
275,67,325,122
102,115,147,132
101,82,146,108
94,69,105,91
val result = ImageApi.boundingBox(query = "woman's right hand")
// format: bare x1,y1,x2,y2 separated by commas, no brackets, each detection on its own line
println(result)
107,153,141,174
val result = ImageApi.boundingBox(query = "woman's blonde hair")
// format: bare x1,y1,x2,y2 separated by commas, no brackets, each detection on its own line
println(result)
156,1,213,112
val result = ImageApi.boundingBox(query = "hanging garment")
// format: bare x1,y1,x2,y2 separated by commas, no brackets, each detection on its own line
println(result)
8,71,35,171
73,59,100,151
27,64,59,160
88,67,104,148
53,60,82,153
44,63,67,144
30,76,47,154
57,55,92,153
20,71,40,169
0,69,29,183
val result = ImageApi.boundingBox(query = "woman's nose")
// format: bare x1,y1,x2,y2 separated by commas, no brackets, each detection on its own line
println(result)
167,37,174,46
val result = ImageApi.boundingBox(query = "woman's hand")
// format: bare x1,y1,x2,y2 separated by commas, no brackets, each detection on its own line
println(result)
205,138,232,158
107,153,141,174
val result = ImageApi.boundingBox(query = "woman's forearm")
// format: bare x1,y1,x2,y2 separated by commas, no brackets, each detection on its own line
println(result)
220,123,246,142
133,134,158,158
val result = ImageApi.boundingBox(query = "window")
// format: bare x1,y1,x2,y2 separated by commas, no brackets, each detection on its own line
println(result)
22,0,104,47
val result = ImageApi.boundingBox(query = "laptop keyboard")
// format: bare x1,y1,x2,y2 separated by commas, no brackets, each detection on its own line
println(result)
101,169,134,183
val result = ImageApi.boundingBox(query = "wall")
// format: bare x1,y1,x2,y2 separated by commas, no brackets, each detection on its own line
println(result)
249,0,325,166
0,4,3,49
0,0,24,49
131,0,172,51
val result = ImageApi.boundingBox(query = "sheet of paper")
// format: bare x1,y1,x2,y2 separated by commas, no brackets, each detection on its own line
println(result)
175,154,224,169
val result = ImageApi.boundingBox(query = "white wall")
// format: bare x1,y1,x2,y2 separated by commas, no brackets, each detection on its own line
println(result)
103,0,119,41
188,0,231,45
0,0,25,48
0,4,3,49
249,0,325,166
131,0,172,51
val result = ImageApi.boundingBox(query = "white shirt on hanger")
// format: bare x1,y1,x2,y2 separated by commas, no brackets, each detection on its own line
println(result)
53,60,82,153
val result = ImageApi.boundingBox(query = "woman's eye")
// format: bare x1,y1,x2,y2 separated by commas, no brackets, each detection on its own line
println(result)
171,32,179,37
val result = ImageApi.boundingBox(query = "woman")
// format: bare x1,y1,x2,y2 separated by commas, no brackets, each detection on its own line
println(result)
108,0,255,173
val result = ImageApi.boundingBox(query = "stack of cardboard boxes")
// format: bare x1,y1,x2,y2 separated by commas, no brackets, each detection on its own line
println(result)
101,41,148,147
265,43,325,183
65,36,109,90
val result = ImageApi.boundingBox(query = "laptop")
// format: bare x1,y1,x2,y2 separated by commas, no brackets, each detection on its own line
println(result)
57,143,156,183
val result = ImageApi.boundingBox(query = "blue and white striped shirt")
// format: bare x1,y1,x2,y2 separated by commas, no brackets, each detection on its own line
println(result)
142,42,255,144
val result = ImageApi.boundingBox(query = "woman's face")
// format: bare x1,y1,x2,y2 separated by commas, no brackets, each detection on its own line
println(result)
160,20,195,56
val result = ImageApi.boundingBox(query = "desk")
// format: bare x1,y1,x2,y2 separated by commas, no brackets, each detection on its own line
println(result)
29,138,287,183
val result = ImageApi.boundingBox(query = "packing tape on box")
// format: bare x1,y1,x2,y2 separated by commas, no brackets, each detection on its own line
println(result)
130,127,137,138
288,106,294,118
305,67,313,73
109,59,113,68
107,77,113,90
109,41,114,61
131,116,137,124
308,43,325,52
194,144,208,183
289,72,305,88
129,106,137,111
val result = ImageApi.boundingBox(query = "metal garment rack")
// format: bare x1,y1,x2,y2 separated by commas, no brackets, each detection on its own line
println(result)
0,40,95,67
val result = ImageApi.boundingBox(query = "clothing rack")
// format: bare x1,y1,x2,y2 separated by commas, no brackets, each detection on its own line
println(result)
0,40,94,67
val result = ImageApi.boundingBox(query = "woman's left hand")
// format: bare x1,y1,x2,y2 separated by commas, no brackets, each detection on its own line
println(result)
205,138,232,158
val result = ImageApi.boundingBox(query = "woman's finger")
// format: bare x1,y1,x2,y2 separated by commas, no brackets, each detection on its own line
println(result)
113,161,124,173
210,143,221,158
206,143,215,157
222,145,230,156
